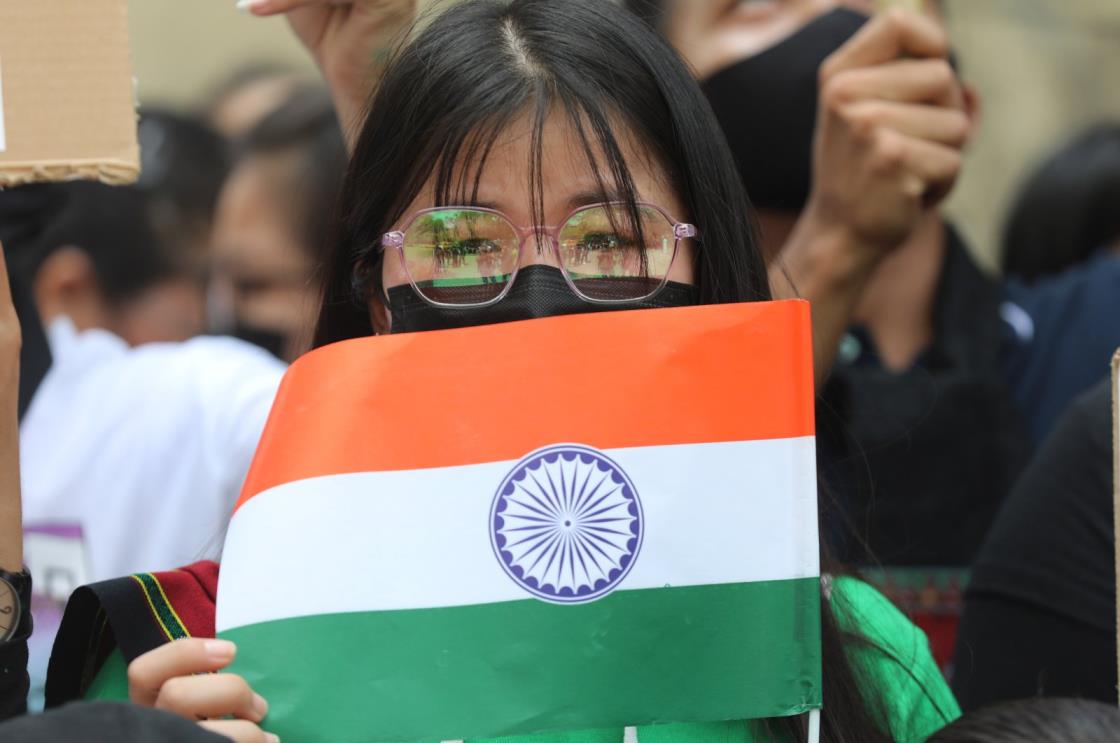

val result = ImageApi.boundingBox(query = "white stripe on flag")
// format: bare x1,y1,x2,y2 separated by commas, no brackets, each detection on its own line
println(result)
218,437,818,632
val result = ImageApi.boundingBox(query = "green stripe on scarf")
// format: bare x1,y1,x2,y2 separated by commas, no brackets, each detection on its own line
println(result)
131,573,190,641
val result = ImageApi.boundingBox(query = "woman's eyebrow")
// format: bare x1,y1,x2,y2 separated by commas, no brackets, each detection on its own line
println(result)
456,198,500,210
565,188,628,212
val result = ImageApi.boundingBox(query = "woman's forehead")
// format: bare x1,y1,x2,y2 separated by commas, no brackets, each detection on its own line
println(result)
401,112,682,223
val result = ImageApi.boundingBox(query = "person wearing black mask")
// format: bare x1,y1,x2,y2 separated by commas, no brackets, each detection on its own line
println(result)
628,0,1031,575
210,86,348,361
43,3,961,741
11,182,286,711
0,234,227,743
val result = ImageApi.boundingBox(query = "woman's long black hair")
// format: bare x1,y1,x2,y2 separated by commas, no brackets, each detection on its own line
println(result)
314,2,896,741
313,0,769,345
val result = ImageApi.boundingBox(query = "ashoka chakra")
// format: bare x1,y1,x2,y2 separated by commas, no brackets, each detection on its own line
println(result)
490,444,643,604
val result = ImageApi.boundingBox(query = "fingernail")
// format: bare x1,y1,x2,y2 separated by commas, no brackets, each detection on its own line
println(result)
204,639,237,661
266,734,281,743
253,692,270,718
235,0,268,11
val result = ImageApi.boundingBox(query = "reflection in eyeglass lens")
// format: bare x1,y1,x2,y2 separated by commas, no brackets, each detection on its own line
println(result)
560,205,674,284
405,210,518,289
400,205,677,305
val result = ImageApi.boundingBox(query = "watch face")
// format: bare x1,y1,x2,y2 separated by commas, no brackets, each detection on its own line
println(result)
0,578,20,642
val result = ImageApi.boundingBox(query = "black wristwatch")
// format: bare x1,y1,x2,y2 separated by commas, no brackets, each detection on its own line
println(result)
0,568,31,644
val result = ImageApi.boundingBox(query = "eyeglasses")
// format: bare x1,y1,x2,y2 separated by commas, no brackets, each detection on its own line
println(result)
380,202,697,307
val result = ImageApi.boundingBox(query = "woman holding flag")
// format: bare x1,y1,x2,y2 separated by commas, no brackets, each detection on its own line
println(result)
37,1,957,742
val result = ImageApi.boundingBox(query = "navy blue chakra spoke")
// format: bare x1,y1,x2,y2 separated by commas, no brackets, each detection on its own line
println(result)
491,445,643,604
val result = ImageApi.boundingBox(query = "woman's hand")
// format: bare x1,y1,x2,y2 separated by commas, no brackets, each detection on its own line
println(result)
0,241,23,573
128,638,278,743
239,0,417,147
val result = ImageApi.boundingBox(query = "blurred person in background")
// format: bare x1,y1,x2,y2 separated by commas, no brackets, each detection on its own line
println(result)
17,183,205,346
0,0,394,732
951,378,1117,709
623,0,1042,674
13,2,397,717
1001,124,1120,283
18,110,231,348
997,124,1120,444
0,238,229,743
16,109,229,349
15,182,284,710
210,86,348,361
135,109,232,277
204,63,304,142
627,0,1031,578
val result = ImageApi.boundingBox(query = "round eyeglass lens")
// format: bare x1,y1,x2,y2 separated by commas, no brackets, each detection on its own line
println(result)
402,209,520,305
558,204,677,301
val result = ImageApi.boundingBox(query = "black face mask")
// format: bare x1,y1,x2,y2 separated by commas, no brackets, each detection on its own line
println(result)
233,323,288,360
701,8,870,212
386,264,700,334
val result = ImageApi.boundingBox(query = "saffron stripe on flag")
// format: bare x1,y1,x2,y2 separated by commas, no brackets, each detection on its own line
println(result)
236,301,814,508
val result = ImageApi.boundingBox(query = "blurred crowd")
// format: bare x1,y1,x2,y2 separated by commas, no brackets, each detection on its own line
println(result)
1,1,1119,742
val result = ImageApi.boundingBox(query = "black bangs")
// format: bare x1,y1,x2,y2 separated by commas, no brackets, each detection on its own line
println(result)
315,0,772,349
428,94,653,242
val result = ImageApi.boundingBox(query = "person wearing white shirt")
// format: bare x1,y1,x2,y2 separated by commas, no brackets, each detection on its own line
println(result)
15,183,285,709
21,317,282,582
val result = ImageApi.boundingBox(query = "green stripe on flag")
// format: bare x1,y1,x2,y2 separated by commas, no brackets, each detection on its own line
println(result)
222,578,821,743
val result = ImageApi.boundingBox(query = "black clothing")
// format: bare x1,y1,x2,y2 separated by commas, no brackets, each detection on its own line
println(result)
702,8,867,212
47,575,176,706
0,639,29,723
1002,252,1120,445
817,225,1032,566
0,701,228,741
47,562,219,708
0,572,33,723
952,596,1116,708
952,379,1116,708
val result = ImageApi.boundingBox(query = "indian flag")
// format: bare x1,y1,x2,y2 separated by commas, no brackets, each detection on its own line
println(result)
217,301,822,743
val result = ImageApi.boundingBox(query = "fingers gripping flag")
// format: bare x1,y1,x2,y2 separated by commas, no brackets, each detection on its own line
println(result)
217,302,823,743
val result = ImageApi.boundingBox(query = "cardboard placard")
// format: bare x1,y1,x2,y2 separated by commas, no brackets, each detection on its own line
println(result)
0,0,139,185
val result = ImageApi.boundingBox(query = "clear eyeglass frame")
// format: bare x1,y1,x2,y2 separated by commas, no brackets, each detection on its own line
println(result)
379,201,698,309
